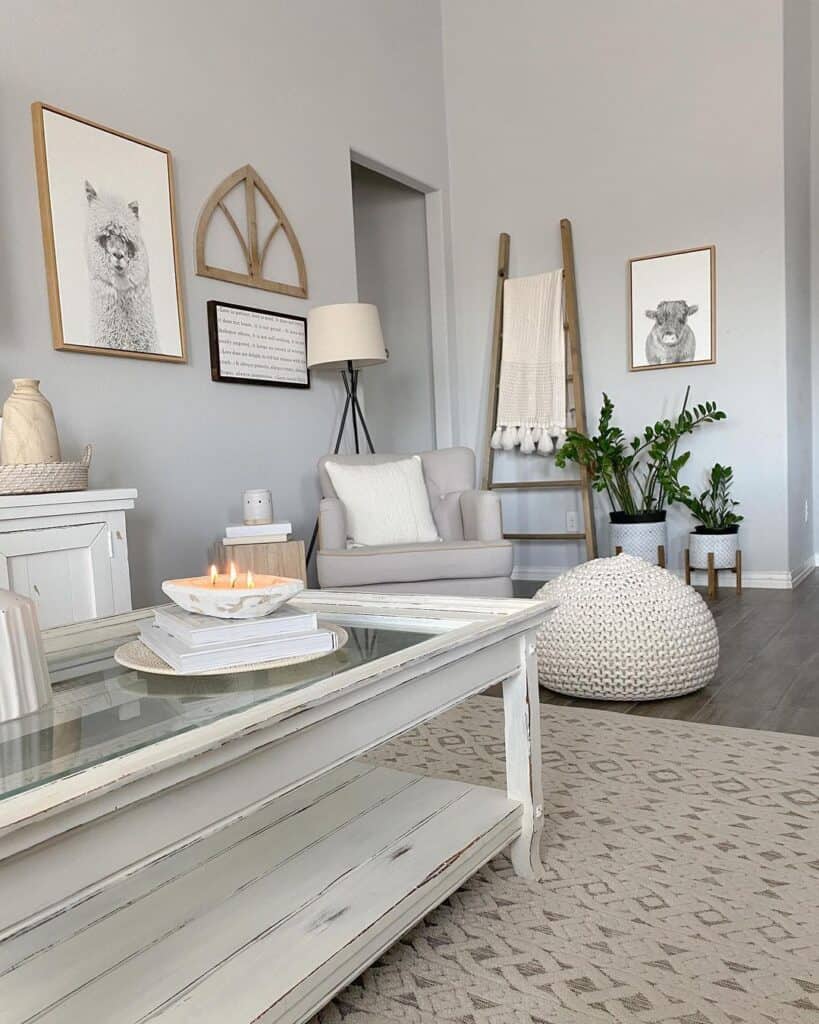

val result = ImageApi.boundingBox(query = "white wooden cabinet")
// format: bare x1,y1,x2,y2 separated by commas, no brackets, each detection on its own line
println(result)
0,489,137,628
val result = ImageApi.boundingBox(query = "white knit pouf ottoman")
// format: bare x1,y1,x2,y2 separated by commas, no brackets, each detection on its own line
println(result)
534,554,719,701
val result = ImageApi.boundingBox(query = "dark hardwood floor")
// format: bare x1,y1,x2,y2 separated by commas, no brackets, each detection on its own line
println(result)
515,572,819,738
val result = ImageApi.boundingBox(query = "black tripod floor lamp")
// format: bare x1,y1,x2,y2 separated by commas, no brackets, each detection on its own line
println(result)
306,302,387,563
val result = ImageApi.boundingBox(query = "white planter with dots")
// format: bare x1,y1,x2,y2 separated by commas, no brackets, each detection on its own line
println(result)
689,530,739,570
610,518,668,564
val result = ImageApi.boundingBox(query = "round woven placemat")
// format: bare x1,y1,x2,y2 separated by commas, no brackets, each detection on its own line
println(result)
113,624,348,677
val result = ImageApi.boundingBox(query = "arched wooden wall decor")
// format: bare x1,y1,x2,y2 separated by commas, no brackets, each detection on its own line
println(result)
194,164,308,298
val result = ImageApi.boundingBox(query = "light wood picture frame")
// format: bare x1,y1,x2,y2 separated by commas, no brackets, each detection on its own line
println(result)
32,102,187,362
628,245,716,372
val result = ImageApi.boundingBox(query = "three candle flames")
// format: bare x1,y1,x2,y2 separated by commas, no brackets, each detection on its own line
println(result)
210,563,255,589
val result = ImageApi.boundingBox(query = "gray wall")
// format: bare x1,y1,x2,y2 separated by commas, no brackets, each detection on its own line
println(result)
784,0,814,575
0,0,450,605
812,0,819,559
441,0,792,579
351,164,436,454
4,0,815,595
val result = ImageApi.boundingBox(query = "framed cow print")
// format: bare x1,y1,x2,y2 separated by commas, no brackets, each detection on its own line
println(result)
628,246,716,371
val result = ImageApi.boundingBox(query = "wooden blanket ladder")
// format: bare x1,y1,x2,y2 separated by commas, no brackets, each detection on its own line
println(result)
481,219,597,560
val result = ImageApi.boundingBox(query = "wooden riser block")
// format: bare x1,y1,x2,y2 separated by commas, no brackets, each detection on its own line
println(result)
221,538,307,585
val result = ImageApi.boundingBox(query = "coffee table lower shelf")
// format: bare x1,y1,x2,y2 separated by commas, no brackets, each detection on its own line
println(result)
1,762,521,1024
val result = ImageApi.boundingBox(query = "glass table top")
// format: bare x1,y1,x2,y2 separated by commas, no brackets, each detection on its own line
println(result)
0,615,440,803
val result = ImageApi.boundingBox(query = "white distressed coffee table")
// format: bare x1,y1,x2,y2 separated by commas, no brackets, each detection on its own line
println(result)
0,590,550,1023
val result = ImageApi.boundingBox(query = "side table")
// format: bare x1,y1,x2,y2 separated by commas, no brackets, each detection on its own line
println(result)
221,538,307,585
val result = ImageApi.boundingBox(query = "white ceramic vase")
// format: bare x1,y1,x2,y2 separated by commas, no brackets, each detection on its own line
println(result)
689,530,739,570
0,588,52,723
0,379,61,466
610,518,668,564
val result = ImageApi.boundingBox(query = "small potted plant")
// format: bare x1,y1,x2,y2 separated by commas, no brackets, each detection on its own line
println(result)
670,462,743,571
556,387,726,561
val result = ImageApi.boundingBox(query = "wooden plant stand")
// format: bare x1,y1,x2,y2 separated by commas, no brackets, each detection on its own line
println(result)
614,544,666,568
685,547,742,599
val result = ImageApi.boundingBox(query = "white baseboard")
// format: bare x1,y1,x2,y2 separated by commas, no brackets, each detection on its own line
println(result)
687,569,787,590
514,559,815,591
792,555,816,589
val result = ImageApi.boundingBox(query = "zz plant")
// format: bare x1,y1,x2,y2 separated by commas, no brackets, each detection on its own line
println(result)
665,462,743,532
555,387,726,518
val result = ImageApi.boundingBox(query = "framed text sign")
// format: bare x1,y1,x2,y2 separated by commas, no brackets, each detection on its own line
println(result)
207,300,309,388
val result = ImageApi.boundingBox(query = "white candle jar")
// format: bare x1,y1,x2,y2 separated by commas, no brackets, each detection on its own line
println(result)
243,489,273,526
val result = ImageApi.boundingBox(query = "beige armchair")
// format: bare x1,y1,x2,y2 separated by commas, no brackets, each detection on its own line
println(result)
317,447,514,596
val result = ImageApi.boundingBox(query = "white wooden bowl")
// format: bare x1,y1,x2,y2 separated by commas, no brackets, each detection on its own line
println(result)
161,574,304,619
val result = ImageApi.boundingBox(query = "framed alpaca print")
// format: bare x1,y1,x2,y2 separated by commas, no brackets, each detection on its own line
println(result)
32,103,187,362
628,245,716,371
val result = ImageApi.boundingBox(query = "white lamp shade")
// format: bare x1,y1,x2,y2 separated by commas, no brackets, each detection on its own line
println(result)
307,303,387,369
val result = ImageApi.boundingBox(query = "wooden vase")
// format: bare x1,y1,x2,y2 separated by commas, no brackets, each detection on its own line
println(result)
0,378,61,466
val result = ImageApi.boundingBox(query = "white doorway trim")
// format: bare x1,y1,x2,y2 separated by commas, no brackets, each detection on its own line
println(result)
349,149,454,448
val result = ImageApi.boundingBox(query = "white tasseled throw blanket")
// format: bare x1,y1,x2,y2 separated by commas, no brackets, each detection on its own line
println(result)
490,269,566,455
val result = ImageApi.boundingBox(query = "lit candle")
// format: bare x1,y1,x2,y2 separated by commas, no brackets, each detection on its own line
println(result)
229,562,238,589
247,570,255,589
210,564,218,587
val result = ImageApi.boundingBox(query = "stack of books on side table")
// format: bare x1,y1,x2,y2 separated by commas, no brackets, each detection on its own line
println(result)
140,602,339,673
221,521,292,546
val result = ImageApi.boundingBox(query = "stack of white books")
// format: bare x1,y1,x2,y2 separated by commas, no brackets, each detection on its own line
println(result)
140,603,338,673
222,522,292,546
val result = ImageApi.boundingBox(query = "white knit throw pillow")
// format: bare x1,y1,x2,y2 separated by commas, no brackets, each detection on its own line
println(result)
325,457,440,546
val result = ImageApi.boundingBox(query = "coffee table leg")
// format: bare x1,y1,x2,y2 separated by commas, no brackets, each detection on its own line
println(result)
502,630,544,880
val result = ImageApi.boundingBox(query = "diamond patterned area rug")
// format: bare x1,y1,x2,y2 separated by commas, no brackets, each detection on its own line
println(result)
314,698,819,1024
